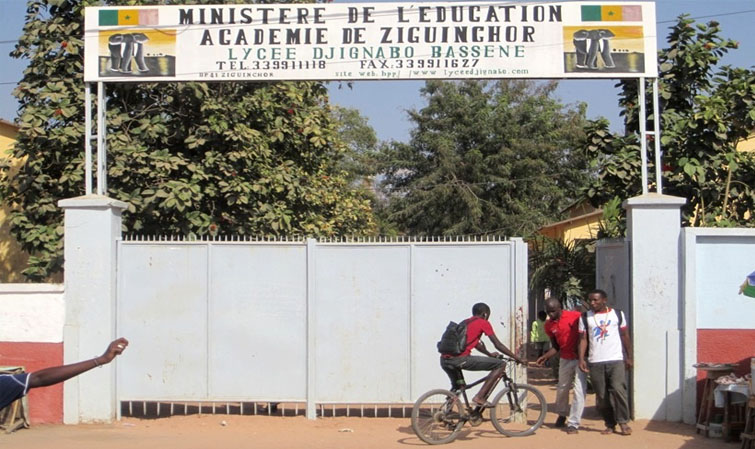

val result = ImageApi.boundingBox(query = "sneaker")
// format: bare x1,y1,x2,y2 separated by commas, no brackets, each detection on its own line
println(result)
566,426,579,434
554,416,567,428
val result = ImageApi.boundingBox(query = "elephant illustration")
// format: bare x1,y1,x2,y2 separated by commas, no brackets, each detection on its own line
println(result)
572,29,590,68
108,33,150,73
585,29,615,69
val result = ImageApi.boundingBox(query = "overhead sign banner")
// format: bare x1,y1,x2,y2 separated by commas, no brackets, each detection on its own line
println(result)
83,2,657,82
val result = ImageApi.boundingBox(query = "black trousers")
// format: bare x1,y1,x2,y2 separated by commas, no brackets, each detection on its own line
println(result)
589,360,630,427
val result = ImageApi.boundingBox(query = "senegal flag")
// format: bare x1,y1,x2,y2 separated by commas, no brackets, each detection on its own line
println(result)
99,9,158,27
581,5,643,22
740,271,755,298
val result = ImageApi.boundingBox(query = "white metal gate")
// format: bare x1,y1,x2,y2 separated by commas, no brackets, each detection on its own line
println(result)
116,236,527,418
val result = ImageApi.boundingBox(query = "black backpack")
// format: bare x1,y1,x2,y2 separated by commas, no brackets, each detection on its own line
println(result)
437,317,478,355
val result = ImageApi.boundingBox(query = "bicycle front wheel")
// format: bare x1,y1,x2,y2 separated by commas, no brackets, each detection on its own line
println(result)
411,389,464,445
489,383,547,437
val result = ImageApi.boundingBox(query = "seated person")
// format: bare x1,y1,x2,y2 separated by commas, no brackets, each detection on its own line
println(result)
440,303,523,406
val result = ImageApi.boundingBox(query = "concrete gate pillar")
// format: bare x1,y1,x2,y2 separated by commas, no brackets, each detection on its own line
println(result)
58,195,127,423
623,193,686,421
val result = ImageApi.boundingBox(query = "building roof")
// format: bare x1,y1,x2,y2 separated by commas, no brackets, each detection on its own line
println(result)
0,119,18,130
538,209,603,234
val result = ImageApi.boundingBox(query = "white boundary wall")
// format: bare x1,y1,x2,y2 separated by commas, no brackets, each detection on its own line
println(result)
0,284,65,343
58,196,528,422
115,237,528,419
681,227,755,424
596,196,755,424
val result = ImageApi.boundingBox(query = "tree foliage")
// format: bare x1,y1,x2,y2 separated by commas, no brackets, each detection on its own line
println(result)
585,15,755,228
331,105,380,185
381,79,590,237
529,235,595,308
1,0,375,280
331,105,398,235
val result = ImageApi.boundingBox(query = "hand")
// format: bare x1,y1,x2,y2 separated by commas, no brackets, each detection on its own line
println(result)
514,357,525,365
100,338,129,364
625,358,633,370
579,360,589,373
535,355,547,366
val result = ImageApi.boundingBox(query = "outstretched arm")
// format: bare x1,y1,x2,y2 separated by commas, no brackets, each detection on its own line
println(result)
535,336,559,366
28,338,129,389
475,340,494,357
488,334,524,364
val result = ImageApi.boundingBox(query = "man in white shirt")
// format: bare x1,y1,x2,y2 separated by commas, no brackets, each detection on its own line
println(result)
578,289,633,436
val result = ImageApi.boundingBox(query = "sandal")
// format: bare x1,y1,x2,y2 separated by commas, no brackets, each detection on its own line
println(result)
600,427,615,435
566,426,579,434
619,424,632,435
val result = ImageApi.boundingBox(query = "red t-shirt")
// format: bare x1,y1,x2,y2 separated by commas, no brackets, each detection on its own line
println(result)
544,310,581,360
459,317,495,356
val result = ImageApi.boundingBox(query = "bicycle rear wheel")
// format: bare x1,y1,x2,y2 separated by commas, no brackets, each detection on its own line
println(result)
489,383,547,437
411,389,464,445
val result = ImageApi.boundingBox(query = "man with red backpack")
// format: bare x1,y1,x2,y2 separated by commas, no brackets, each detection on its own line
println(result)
439,302,524,407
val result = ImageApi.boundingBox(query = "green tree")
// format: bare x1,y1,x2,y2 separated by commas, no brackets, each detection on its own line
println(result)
0,0,375,281
330,105,398,235
331,105,380,186
585,16,755,228
529,236,595,308
381,79,590,237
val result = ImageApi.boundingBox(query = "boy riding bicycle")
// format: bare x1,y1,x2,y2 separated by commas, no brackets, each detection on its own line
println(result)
439,302,524,407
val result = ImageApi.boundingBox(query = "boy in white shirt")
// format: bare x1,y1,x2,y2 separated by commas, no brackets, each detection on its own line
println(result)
578,289,633,436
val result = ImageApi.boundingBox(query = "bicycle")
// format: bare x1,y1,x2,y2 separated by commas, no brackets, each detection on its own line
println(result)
411,357,547,445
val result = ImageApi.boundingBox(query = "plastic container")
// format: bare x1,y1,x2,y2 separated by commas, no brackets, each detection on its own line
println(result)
708,423,723,438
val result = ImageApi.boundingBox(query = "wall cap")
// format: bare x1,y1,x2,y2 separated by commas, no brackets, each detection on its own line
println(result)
683,227,755,237
58,195,128,210
623,193,686,209
0,283,64,294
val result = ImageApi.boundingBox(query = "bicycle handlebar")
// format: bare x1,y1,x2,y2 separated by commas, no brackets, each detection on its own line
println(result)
494,355,524,365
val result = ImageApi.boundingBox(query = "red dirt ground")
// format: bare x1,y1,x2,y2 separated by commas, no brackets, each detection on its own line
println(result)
0,367,739,449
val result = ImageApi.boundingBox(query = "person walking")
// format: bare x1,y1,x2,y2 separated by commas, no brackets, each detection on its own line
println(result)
535,298,586,434
530,310,550,359
578,289,633,436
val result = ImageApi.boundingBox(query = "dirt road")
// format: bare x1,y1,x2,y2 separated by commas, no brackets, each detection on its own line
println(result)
0,380,734,449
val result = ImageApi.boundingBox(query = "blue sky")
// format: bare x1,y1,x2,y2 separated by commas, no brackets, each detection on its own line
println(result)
1,1,753,142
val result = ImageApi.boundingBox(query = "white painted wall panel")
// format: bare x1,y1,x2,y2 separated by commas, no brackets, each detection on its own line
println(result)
314,245,411,402
209,244,307,400
117,244,209,400
0,284,64,343
411,244,514,397
695,235,755,329
596,239,630,313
